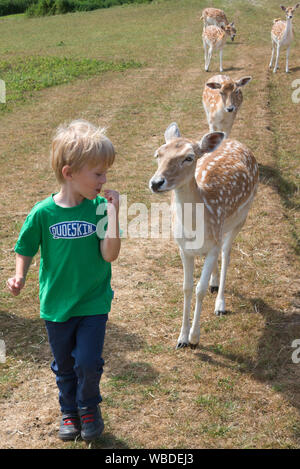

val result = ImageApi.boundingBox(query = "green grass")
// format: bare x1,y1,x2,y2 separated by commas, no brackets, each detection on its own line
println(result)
0,55,142,112
266,77,300,257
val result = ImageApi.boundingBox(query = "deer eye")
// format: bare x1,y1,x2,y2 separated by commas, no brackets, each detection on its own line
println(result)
183,155,194,164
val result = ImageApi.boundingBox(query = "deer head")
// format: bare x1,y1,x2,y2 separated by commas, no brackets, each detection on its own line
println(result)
149,123,225,193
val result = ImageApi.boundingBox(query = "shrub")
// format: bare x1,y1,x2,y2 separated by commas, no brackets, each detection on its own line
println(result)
25,0,153,17
0,0,37,16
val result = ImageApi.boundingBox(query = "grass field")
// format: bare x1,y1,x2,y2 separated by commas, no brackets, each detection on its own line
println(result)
0,0,300,449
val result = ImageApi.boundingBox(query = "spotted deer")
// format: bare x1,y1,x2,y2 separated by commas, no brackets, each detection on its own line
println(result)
201,7,237,41
202,25,235,72
269,3,300,73
149,124,258,349
202,75,252,138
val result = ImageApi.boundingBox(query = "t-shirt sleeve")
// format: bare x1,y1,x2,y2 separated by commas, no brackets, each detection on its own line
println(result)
14,207,42,257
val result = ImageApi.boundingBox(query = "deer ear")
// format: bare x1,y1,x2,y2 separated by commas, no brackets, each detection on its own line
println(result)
295,3,300,8
206,82,222,90
236,76,252,87
281,5,286,11
164,122,181,143
197,132,225,155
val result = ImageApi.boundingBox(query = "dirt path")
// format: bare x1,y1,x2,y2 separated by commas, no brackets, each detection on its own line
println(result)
0,6,299,449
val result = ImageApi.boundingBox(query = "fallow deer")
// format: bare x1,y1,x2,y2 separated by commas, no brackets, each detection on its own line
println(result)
149,124,258,349
201,7,237,41
269,3,300,73
202,75,252,137
202,25,235,72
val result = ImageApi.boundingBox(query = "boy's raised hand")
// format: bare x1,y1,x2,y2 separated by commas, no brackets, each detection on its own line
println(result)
104,189,120,214
7,276,25,296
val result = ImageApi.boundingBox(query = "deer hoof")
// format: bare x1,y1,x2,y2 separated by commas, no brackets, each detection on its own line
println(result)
210,286,219,294
189,343,198,350
176,342,188,350
215,310,227,316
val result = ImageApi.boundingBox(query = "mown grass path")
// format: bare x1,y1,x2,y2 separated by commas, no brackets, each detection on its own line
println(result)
0,0,299,449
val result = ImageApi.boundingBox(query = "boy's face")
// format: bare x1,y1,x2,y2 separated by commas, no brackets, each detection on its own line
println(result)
71,163,107,200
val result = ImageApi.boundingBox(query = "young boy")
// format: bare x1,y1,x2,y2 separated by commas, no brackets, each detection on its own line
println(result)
7,119,121,442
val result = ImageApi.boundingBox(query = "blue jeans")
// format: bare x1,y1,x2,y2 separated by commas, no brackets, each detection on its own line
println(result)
45,314,108,413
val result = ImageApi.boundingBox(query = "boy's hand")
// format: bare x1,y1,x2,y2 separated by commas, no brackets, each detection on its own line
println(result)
104,189,120,214
7,276,25,296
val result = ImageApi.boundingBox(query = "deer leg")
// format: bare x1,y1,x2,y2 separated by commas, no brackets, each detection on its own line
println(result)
286,46,290,73
203,40,208,70
269,41,275,69
176,250,194,349
214,224,243,315
209,256,219,293
273,43,280,73
205,46,213,72
219,48,223,72
189,246,220,348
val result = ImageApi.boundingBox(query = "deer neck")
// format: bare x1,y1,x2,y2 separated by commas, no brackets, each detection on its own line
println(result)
285,17,293,35
173,176,202,206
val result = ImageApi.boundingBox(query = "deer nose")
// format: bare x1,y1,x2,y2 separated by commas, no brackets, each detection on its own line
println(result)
226,106,235,113
150,178,165,192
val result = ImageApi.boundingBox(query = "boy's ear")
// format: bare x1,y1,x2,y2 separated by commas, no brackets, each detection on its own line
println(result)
61,165,73,180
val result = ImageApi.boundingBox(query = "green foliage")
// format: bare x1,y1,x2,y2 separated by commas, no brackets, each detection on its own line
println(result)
26,0,153,17
0,55,142,111
0,0,37,16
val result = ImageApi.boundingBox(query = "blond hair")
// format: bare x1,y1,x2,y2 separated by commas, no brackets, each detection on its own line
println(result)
51,119,115,184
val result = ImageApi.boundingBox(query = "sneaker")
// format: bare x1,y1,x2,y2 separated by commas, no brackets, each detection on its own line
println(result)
58,412,81,441
78,406,104,441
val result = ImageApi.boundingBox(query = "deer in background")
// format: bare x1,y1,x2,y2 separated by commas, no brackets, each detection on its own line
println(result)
202,75,252,138
269,3,300,73
202,24,235,72
149,124,259,349
201,7,237,41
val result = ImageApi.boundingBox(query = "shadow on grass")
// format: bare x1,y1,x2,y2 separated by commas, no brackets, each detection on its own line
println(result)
0,308,159,449
259,163,299,210
195,294,300,411
223,66,244,72
84,431,130,449
258,162,300,255
0,310,158,381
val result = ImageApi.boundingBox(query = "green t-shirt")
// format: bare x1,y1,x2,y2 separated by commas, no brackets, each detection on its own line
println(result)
14,194,113,322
